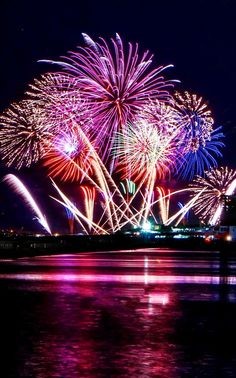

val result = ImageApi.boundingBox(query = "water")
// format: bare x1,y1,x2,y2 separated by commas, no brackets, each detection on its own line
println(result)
1,248,236,377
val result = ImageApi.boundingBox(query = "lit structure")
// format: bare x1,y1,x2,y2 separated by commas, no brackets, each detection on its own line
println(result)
221,195,236,226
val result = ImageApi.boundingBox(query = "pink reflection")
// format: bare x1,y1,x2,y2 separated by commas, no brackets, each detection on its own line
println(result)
0,272,235,285
148,293,169,305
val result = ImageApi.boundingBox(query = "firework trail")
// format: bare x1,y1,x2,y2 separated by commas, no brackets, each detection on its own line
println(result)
64,205,76,234
3,174,51,234
51,179,108,234
80,185,96,232
120,179,136,207
177,202,190,225
156,186,171,224
165,189,205,226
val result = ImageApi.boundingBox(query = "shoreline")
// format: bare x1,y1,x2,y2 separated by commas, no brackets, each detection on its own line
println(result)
0,234,235,258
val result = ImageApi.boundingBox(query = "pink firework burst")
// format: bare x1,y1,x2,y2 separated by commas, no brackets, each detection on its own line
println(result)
45,34,174,156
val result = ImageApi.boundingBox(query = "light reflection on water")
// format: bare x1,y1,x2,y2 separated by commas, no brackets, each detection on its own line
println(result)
0,248,236,377
0,272,235,286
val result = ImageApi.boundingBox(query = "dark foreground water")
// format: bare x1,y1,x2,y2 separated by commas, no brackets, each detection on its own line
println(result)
0,248,236,377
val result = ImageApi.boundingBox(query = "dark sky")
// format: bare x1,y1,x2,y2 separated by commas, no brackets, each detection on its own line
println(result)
0,0,235,231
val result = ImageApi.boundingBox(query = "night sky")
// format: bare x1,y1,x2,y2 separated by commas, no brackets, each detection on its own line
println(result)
0,0,235,231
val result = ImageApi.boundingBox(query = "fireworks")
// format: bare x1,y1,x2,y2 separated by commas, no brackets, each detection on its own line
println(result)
43,33,173,157
173,92,224,179
43,126,94,182
120,180,136,196
3,174,51,234
156,187,171,224
64,205,75,234
113,118,183,224
0,34,228,233
174,91,214,152
114,119,181,182
27,73,93,135
189,167,236,224
177,126,225,180
80,185,96,232
0,100,51,168
139,98,180,135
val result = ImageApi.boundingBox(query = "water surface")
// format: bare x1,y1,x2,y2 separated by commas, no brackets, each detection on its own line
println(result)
1,248,236,377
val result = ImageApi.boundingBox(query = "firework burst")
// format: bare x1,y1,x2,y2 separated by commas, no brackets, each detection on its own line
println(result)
43,126,94,182
27,73,93,135
174,91,214,152
0,34,227,233
113,118,183,224
114,119,182,182
0,100,51,168
178,126,225,180
43,34,174,157
139,98,180,135
173,91,224,179
189,167,236,224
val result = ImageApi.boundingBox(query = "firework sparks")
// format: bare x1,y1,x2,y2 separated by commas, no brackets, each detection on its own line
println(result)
189,167,236,224
42,33,174,158
114,119,182,182
64,205,76,234
0,34,227,233
114,119,182,223
0,100,51,168
177,202,190,225
178,126,225,180
120,179,136,198
174,92,224,179
139,98,180,135
174,91,214,152
43,126,94,182
156,186,171,224
27,73,93,135
80,185,96,232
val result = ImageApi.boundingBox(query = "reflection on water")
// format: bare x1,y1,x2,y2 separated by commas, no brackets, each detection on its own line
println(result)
0,248,236,377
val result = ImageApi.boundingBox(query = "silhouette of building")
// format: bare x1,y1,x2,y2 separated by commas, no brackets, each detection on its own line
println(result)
221,195,236,225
